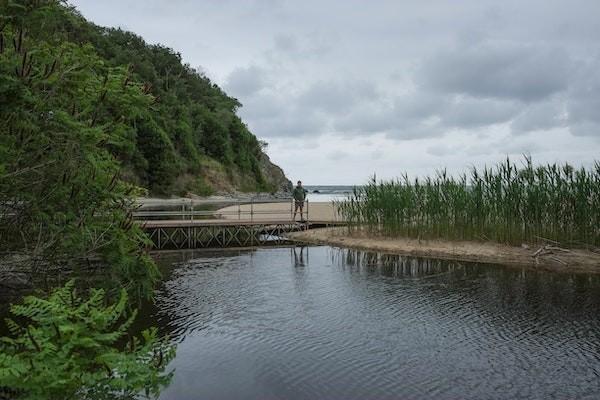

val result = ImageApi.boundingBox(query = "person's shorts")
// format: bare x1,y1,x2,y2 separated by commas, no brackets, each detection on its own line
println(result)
294,200,304,208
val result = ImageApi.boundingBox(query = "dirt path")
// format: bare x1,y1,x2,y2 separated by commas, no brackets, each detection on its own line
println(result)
287,227,600,274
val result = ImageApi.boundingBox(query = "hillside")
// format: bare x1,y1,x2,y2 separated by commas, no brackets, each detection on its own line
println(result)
1,1,290,196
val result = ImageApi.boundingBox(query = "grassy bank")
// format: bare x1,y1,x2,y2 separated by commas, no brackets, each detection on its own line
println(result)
338,158,600,247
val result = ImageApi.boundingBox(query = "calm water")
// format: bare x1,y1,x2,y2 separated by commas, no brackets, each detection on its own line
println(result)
304,185,353,202
144,246,600,400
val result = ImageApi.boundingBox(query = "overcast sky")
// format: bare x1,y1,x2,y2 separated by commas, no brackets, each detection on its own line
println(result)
72,0,600,184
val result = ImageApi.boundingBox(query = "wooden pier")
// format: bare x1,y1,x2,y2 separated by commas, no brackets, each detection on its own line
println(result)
135,198,344,250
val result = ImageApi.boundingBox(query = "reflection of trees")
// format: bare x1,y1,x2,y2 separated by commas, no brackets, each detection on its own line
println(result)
328,248,600,337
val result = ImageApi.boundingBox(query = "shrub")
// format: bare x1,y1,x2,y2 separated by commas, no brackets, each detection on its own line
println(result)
0,280,175,400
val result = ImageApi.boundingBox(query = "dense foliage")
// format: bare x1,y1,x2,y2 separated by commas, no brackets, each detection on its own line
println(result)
0,280,175,400
0,3,179,395
340,158,600,246
56,0,270,194
1,0,273,197
0,0,160,293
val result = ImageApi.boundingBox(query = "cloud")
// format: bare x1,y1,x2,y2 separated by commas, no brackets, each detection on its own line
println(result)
511,98,566,133
296,80,379,113
335,93,516,139
328,150,349,160
71,0,600,183
225,65,267,97
332,91,444,139
565,57,600,136
441,96,518,128
419,41,570,102
427,143,455,157
248,110,328,138
265,32,335,64
238,79,381,138
273,33,299,53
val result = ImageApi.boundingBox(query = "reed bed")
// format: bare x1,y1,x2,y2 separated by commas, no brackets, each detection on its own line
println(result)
338,158,600,246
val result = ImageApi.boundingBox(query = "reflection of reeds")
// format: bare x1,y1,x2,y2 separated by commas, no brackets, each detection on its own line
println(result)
337,157,600,246
330,248,464,278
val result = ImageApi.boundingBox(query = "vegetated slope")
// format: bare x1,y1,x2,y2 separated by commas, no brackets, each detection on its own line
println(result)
22,1,290,195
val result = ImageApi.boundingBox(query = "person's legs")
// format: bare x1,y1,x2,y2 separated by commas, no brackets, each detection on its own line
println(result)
298,204,304,220
293,201,300,220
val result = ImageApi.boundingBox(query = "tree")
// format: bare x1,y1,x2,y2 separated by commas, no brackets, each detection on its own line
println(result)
0,1,158,293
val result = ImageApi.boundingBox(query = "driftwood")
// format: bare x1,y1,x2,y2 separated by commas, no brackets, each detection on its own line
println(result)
532,244,570,265
550,256,568,265
545,245,571,253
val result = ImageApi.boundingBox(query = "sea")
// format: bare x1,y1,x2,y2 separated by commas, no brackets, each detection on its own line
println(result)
303,185,355,202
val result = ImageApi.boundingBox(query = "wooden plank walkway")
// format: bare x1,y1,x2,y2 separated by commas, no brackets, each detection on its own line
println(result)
135,199,345,249
141,219,344,228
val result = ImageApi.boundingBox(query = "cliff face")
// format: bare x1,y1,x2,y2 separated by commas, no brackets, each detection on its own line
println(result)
173,154,291,196
190,153,291,195
259,153,293,193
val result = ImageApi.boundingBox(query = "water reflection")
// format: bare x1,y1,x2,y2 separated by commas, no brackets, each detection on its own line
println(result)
141,246,600,400
292,246,309,267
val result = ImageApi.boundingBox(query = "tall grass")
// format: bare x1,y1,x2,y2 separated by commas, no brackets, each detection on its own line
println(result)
338,157,600,246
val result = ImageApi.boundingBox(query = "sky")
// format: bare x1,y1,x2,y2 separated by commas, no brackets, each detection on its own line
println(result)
72,0,600,185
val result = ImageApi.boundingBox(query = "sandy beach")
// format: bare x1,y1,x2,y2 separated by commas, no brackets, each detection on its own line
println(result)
217,201,342,222
287,227,600,274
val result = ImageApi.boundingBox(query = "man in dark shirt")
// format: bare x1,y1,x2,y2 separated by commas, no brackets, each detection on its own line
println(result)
292,180,307,221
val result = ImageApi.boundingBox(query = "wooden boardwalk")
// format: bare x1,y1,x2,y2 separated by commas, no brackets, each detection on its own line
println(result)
135,199,345,249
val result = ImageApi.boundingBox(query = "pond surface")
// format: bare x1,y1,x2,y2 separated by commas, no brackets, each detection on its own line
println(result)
144,246,600,400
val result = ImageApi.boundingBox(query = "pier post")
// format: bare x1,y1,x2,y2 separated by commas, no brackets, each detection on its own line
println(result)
306,199,309,223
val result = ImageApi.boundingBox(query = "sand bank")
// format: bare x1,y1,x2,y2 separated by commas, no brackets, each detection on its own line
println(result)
287,227,600,274
217,201,342,222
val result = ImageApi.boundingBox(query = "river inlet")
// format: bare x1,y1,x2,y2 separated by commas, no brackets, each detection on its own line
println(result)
144,246,600,400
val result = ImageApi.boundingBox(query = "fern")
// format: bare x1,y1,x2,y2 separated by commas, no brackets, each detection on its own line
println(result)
0,280,176,400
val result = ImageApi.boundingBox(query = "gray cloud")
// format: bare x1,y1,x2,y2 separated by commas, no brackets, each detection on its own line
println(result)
297,80,379,113
72,0,600,183
566,57,600,136
273,34,298,53
335,93,517,139
511,98,566,133
328,150,349,160
427,143,455,157
441,96,518,128
419,42,570,102
225,65,267,97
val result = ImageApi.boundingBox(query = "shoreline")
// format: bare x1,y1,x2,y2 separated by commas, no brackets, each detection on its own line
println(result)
287,227,600,274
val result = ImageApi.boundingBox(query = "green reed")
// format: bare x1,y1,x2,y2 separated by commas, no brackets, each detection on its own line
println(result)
338,157,600,246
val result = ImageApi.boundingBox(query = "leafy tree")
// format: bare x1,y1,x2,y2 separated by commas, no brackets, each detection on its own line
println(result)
50,2,275,193
1,1,279,196
0,7,176,399
0,280,175,400
0,0,158,292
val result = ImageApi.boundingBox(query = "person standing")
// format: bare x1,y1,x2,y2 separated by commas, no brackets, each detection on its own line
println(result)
292,180,307,221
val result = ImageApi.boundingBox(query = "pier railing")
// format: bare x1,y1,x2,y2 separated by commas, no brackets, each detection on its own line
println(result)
132,197,310,223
